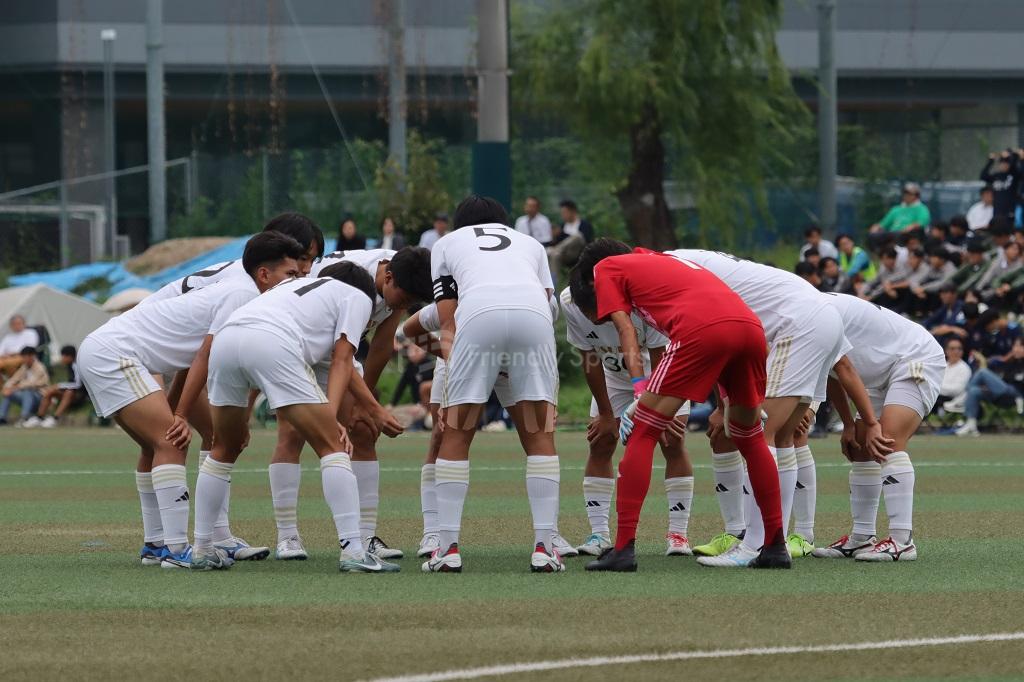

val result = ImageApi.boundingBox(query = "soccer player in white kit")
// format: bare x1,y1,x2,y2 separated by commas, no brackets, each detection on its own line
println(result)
139,213,325,561
266,246,432,561
660,250,888,567
423,195,562,573
813,293,944,562
194,262,399,572
76,232,305,568
559,285,696,557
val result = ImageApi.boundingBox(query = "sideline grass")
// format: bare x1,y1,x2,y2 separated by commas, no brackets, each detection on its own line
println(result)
1,429,1022,680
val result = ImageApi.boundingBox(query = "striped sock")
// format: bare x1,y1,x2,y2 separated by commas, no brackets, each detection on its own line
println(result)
200,450,233,543
615,403,670,550
421,464,439,535
664,476,694,536
269,463,301,543
194,456,233,551
151,464,189,553
583,476,614,536
135,471,163,545
881,452,915,544
850,460,882,540
320,453,363,558
730,421,783,549
352,460,379,540
435,459,470,550
712,450,746,536
793,445,817,542
777,446,798,537
526,455,560,550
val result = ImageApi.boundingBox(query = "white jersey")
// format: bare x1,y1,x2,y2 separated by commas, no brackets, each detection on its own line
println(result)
430,223,554,325
559,287,667,392
223,277,373,367
310,249,395,335
143,260,247,305
667,249,829,344
824,292,943,390
87,276,259,375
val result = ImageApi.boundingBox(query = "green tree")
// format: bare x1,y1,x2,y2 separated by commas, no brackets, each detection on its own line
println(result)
514,0,809,248
374,131,452,236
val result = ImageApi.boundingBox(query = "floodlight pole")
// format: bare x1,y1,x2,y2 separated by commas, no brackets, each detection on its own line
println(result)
818,0,838,231
102,28,117,258
387,0,407,173
472,0,511,212
146,0,167,245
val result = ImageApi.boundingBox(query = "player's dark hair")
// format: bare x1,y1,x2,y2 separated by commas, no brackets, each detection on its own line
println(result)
453,194,509,229
242,231,307,277
60,345,76,359
19,346,36,357
386,246,433,303
570,238,632,315
318,261,377,303
794,261,818,278
262,212,325,259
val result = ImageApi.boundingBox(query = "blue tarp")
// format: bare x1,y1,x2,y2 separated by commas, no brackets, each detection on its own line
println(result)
9,237,345,297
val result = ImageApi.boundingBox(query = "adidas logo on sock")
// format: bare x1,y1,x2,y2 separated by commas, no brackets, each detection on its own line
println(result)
795,481,806,490
882,475,900,486
586,331,600,339
586,500,602,508
669,502,687,512
714,483,729,493
174,491,190,503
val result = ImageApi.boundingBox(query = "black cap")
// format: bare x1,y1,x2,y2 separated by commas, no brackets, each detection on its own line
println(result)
966,239,988,254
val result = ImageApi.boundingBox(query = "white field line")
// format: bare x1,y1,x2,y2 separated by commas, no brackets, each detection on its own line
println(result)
357,632,1024,682
0,460,1021,477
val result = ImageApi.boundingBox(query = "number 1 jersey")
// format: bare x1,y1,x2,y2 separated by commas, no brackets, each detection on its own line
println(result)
430,223,554,325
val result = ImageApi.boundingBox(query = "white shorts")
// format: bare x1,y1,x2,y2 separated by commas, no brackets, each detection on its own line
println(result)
77,336,162,418
766,304,846,402
208,326,326,410
313,359,364,392
867,353,945,419
431,358,514,407
442,309,558,408
590,388,690,419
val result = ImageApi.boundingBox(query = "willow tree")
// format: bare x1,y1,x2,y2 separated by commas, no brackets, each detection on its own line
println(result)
513,0,809,248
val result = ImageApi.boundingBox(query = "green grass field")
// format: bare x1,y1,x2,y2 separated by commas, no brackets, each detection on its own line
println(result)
1,428,1023,681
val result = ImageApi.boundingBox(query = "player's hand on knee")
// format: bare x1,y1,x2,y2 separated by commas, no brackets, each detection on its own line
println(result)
336,422,352,453
587,414,618,445
706,407,725,442
862,422,894,463
374,405,405,438
660,417,686,448
165,414,192,451
350,406,381,440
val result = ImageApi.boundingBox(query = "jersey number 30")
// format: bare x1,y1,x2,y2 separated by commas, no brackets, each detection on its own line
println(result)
473,227,511,251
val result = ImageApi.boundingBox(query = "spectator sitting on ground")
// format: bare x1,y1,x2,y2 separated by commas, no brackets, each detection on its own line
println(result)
547,199,594,283
378,216,406,251
910,246,957,310
0,315,40,378
955,337,1024,436
799,224,838,260
923,283,967,346
836,233,876,286
978,239,1023,300
418,212,449,250
794,261,821,288
0,347,49,426
514,195,552,244
979,148,1022,219
861,246,911,309
803,247,821,269
819,256,853,294
951,239,992,295
890,246,931,316
869,181,931,235
22,345,85,429
945,215,973,260
336,215,366,250
986,216,1017,259
974,309,1021,372
966,185,996,231
936,337,972,413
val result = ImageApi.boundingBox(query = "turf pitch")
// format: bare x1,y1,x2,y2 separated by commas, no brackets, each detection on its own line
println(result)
1,428,1023,681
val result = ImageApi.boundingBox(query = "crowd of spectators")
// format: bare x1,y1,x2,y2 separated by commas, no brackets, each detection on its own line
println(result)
796,169,1024,435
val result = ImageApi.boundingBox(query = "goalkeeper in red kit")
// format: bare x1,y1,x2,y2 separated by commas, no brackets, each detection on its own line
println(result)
569,240,790,570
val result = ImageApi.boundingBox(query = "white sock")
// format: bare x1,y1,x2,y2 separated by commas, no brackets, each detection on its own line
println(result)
850,460,882,540
194,457,233,551
200,450,233,543
583,476,614,536
352,460,380,540
664,476,694,536
269,463,301,543
151,464,190,553
793,445,817,543
135,471,163,545
320,453,363,558
526,455,560,550
882,451,915,544
435,458,470,550
420,464,439,535
712,450,746,535
777,446,798,537
741,446,777,551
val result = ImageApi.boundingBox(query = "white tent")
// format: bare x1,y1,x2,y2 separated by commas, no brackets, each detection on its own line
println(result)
0,284,111,356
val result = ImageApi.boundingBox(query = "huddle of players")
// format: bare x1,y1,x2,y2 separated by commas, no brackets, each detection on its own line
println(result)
77,196,943,573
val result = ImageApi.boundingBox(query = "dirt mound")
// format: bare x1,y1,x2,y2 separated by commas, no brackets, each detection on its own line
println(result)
125,237,234,275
